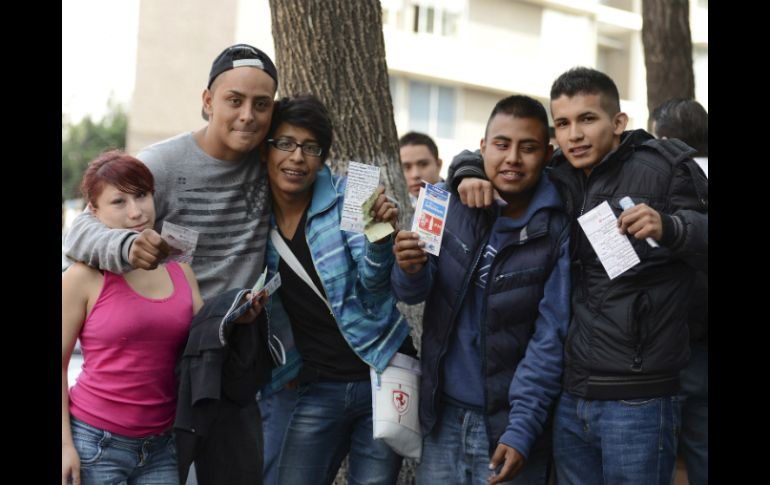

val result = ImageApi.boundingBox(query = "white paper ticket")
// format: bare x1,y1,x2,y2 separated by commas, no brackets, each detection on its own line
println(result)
160,221,199,265
411,183,450,256
340,161,381,233
577,201,640,279
261,273,282,296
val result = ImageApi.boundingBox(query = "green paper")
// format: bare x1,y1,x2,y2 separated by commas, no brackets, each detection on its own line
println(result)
365,221,395,242
361,190,379,224
362,190,395,242
251,267,268,293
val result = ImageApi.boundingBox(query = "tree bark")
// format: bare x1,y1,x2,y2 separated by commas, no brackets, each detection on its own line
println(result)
641,0,695,128
269,2,421,482
269,0,412,227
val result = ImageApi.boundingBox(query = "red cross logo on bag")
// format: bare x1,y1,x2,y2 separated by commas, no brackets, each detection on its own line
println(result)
392,389,410,415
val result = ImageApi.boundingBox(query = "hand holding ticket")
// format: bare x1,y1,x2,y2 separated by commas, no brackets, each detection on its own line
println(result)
361,187,397,243
226,270,282,324
160,221,199,264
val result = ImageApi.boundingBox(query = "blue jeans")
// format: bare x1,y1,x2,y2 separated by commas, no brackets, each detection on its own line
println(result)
276,380,402,485
679,343,708,485
259,386,299,485
553,391,680,485
417,401,551,485
70,415,178,485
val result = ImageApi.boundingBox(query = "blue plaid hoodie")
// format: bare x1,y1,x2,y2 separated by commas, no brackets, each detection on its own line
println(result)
264,165,410,394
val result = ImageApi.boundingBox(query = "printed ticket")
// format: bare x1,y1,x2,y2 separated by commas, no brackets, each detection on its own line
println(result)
411,182,450,256
160,221,199,265
261,273,282,296
577,201,640,279
340,161,381,233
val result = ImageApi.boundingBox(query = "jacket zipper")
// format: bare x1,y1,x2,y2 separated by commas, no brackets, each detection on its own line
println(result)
588,374,675,386
629,291,650,372
480,240,519,419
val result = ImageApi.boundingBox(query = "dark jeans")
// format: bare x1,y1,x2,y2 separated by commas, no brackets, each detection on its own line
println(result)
259,386,298,485
276,380,402,485
416,401,551,485
553,391,680,485
679,342,708,485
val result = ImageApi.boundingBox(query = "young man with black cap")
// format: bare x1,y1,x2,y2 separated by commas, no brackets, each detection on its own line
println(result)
65,43,278,300
64,44,279,485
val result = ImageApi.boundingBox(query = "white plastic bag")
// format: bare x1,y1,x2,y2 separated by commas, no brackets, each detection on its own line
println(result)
370,352,422,459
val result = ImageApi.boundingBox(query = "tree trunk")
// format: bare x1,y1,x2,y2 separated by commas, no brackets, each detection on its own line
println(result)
269,2,420,483
641,0,695,128
269,0,412,226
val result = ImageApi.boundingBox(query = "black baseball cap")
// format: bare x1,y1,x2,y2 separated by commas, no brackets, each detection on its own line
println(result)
207,44,278,89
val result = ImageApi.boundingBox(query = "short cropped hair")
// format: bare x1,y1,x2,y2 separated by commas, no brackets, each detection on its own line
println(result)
486,95,550,144
651,99,708,156
550,67,621,116
398,131,439,160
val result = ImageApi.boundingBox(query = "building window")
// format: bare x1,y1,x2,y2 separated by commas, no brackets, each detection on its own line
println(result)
382,1,406,30
408,81,431,132
411,2,459,37
436,86,455,138
441,10,458,36
407,79,456,138
596,33,631,100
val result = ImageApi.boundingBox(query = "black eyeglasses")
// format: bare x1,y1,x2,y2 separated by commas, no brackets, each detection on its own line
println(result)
267,138,324,157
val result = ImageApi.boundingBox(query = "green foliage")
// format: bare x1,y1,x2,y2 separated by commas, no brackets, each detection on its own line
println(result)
61,100,128,199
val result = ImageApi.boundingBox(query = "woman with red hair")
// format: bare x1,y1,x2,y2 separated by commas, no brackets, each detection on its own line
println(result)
61,150,264,485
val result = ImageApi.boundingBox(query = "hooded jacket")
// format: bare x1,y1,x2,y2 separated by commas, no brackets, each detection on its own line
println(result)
392,173,571,458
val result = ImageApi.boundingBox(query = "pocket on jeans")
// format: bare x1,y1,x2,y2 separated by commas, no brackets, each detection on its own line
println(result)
70,423,105,465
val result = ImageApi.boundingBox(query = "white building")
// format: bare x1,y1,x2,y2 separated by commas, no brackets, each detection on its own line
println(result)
127,0,708,178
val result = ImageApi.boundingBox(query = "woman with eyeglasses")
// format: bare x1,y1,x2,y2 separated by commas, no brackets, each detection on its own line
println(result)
62,151,266,485
259,95,415,485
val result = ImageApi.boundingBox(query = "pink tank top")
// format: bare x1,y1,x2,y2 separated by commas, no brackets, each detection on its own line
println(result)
69,261,193,437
